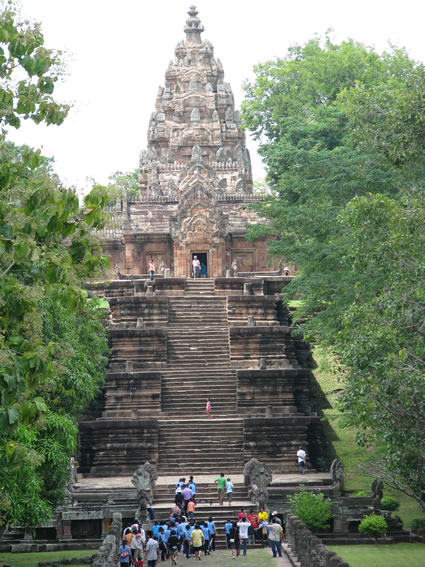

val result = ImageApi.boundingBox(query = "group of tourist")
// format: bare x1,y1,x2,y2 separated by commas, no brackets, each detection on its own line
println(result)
118,473,288,565
224,507,284,558
118,510,284,566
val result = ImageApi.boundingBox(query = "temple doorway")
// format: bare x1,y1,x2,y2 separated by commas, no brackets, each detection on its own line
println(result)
192,252,208,277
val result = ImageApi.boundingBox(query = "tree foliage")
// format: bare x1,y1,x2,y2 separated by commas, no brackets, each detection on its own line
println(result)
0,2,110,527
242,36,425,507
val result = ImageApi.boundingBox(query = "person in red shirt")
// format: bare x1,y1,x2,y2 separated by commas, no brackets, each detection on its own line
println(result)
238,508,247,522
247,509,258,543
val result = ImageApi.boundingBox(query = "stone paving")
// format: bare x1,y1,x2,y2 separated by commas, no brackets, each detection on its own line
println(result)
76,472,331,489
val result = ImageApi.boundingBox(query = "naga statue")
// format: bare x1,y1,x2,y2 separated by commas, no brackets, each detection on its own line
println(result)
131,462,158,523
243,458,272,508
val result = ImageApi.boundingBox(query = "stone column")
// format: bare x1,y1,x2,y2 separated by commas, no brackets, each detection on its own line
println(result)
61,520,72,540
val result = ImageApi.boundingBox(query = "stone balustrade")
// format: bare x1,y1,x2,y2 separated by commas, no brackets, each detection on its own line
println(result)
284,512,349,567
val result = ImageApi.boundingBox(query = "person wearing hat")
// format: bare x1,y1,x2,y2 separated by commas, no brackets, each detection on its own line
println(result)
271,511,282,525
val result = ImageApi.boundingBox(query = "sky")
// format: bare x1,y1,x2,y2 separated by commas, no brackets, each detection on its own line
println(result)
8,0,425,194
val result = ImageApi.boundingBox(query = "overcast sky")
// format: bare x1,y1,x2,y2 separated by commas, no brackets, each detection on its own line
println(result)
8,0,425,193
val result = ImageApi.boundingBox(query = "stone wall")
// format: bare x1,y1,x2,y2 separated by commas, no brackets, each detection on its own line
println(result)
109,328,167,368
236,369,310,415
101,370,161,418
228,296,280,326
78,419,159,476
243,416,312,473
109,296,169,327
284,512,349,567
229,326,299,368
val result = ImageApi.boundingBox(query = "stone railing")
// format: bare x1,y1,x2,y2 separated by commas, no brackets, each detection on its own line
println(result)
91,512,122,567
284,512,349,567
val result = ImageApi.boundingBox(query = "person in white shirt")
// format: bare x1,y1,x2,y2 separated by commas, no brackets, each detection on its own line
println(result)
192,255,201,278
237,517,251,556
297,446,307,475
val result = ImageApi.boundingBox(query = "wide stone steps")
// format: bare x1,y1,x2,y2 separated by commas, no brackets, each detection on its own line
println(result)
158,418,244,473
184,279,216,295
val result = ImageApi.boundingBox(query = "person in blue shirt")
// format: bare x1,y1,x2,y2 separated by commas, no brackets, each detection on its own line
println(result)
224,520,233,549
183,523,193,558
207,517,216,551
158,527,168,561
189,475,196,501
163,526,171,543
118,540,131,566
177,520,186,551
152,521,160,538
201,522,210,555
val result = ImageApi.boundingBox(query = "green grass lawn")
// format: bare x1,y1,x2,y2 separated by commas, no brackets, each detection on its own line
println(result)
0,549,275,567
0,549,96,567
329,543,425,567
314,346,425,530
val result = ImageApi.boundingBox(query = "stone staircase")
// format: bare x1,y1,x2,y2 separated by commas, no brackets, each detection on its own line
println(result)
160,368,237,415
157,417,244,474
184,278,215,295
167,295,230,368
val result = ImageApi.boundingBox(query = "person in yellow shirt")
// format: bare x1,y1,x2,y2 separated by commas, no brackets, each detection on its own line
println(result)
190,523,205,561
258,507,268,546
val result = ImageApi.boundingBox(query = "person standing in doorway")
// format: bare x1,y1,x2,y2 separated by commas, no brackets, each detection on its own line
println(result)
200,261,207,277
148,258,155,281
206,398,212,419
215,472,226,505
297,446,307,475
192,255,201,278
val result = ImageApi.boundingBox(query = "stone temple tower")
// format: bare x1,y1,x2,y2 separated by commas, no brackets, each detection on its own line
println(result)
101,6,278,278
139,5,253,198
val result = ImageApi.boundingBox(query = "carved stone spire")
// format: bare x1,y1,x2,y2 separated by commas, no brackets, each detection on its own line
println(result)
139,6,253,199
184,5,204,45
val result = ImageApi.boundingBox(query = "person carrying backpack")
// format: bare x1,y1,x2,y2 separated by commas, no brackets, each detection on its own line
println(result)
118,539,131,566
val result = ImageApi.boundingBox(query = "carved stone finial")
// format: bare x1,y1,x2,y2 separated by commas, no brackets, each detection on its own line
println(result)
191,144,203,163
184,5,204,45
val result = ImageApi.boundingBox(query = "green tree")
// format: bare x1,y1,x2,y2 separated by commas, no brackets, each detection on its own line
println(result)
242,36,425,507
103,169,140,203
0,2,110,527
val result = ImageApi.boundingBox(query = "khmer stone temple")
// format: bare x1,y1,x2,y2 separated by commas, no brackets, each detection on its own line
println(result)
2,7,407,560
101,5,276,278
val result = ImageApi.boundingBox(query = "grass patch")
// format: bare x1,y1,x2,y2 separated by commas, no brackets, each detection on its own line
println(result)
328,543,425,567
313,346,425,529
0,549,96,567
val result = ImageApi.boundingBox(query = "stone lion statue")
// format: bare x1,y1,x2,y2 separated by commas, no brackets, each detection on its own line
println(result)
131,462,158,522
243,458,272,508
